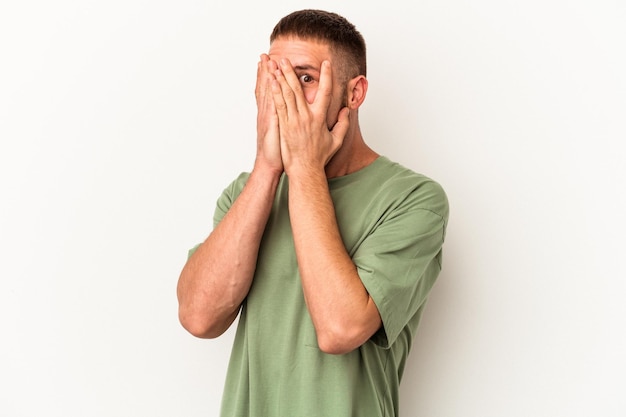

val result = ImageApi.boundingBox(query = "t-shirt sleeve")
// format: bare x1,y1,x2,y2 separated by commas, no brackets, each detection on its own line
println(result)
187,173,250,259
353,182,448,348
213,172,250,228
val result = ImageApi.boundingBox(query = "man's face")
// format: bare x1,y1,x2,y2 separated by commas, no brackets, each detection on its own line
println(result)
268,37,347,129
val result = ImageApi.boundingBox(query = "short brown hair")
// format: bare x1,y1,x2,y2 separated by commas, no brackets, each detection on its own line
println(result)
270,9,367,80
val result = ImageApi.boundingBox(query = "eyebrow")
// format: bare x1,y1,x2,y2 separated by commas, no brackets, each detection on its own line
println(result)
293,64,320,73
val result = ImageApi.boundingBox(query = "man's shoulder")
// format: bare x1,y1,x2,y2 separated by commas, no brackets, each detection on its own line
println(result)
368,156,445,191
367,156,449,218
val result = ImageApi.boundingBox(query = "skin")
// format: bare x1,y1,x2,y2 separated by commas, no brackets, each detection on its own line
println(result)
177,36,381,354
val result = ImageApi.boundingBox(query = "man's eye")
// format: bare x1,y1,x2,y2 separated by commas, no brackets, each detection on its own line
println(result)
299,74,314,84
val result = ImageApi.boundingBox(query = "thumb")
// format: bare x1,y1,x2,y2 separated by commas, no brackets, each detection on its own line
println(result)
330,107,350,142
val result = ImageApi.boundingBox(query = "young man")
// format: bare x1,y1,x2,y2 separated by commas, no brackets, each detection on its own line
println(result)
177,9,449,417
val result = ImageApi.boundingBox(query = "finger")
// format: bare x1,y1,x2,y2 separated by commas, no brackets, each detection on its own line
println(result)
265,68,278,114
256,54,272,101
258,56,279,106
271,78,289,121
277,58,308,112
266,58,279,79
255,58,263,100
330,107,351,142
313,60,333,114
271,70,297,121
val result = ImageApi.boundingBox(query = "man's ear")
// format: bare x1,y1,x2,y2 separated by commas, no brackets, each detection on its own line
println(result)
346,75,368,110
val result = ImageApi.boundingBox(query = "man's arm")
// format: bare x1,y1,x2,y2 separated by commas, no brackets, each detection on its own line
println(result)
176,55,283,338
288,171,382,354
271,59,381,354
177,170,279,338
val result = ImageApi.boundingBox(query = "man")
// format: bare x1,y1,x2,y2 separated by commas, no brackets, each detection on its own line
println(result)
177,9,449,417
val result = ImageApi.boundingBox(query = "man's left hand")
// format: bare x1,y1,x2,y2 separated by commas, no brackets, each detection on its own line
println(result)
270,59,350,176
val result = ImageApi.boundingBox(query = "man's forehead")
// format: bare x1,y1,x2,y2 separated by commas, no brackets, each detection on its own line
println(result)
268,36,331,59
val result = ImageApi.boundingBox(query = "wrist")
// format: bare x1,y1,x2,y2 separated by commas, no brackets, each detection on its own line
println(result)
283,160,325,180
251,160,283,181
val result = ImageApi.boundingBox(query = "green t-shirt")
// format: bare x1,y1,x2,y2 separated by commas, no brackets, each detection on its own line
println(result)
211,156,448,417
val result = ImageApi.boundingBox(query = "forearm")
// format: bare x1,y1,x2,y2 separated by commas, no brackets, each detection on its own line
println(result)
288,169,381,353
177,168,281,338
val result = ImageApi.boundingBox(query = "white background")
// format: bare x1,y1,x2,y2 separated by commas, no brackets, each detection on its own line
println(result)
1,1,624,416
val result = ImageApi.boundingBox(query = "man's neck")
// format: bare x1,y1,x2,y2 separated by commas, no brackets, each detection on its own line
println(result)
324,128,379,179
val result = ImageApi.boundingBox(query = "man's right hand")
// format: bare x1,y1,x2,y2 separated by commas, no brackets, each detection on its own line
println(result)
254,54,283,175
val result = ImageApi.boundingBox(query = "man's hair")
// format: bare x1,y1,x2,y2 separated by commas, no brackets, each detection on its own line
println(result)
270,9,367,80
